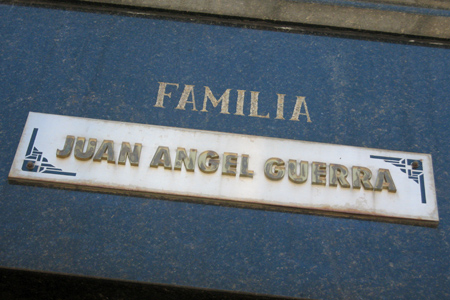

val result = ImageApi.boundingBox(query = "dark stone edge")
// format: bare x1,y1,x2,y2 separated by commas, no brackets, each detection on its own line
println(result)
2,0,450,48
0,267,310,300
82,0,450,39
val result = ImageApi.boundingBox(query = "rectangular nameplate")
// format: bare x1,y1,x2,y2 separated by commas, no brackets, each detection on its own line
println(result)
9,112,439,226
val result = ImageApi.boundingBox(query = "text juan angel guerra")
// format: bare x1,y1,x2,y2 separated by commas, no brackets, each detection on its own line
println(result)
56,136,396,192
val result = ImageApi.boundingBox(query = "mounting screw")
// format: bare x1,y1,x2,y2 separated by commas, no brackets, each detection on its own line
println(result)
411,161,419,169
26,161,35,170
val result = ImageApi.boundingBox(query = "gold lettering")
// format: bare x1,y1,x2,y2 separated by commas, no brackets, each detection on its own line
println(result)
93,140,115,163
249,91,269,118
118,142,142,166
56,135,75,158
288,160,308,183
311,162,326,185
264,158,285,180
235,90,246,116
150,146,172,169
290,96,312,122
329,164,350,188
352,166,374,190
175,85,197,111
74,137,97,161
275,94,285,120
222,152,238,176
240,154,254,178
374,169,397,192
174,147,197,172
201,86,231,114
198,150,220,173
155,82,179,108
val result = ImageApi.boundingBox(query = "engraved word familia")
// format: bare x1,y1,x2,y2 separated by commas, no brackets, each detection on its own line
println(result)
153,82,312,122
